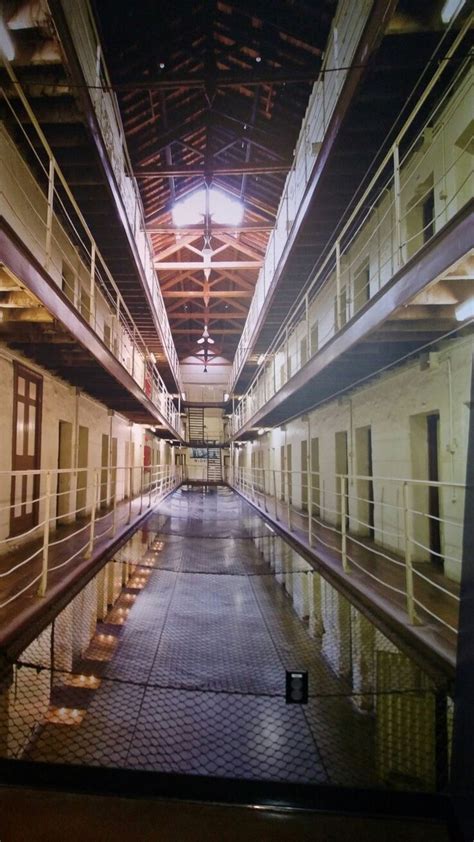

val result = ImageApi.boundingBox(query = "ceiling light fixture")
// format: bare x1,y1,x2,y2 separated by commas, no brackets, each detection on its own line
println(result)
197,325,215,345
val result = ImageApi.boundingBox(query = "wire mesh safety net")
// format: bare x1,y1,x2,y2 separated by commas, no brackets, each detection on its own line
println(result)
0,487,452,791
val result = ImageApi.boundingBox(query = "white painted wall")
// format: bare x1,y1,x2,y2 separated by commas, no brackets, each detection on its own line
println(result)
236,334,472,582
0,125,145,390
237,62,473,427
0,343,174,547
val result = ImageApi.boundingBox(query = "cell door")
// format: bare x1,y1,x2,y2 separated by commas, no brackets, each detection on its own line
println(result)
335,430,348,528
301,440,308,511
10,363,43,537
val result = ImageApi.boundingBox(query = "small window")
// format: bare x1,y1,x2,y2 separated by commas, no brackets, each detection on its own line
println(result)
62,262,75,304
280,363,286,387
422,189,435,243
310,323,319,355
300,336,308,367
334,288,347,330
353,260,370,314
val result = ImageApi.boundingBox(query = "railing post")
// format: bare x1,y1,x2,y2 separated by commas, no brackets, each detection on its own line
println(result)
86,469,98,559
112,472,117,537
341,475,349,573
131,330,135,379
45,158,55,271
287,470,292,530
307,456,313,550
393,143,402,270
149,467,153,507
140,465,144,514
403,481,417,624
305,292,311,362
38,470,52,596
128,466,133,523
89,241,96,328
335,240,341,331
273,470,278,520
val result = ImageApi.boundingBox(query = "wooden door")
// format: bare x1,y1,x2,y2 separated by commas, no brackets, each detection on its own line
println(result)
10,363,43,537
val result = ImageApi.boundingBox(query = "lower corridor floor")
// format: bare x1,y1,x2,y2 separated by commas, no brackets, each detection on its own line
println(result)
10,487,440,788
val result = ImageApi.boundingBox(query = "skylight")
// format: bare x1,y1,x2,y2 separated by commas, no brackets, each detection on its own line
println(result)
172,187,244,227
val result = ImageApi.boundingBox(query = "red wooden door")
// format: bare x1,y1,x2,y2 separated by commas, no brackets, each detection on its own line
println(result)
10,363,43,537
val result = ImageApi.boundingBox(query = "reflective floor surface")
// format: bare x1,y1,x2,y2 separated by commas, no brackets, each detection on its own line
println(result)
7,488,448,790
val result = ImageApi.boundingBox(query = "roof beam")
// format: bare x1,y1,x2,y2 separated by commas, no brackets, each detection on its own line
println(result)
173,327,242,334
162,290,253,298
103,68,320,93
146,223,274,233
212,232,264,260
135,163,291,177
169,311,248,320
155,260,262,270
153,233,202,261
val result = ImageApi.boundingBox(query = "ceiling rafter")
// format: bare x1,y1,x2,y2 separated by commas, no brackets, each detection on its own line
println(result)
212,232,264,260
96,0,336,362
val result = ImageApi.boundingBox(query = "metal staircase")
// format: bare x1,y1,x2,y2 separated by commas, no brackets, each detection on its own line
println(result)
187,406,205,443
207,449,223,484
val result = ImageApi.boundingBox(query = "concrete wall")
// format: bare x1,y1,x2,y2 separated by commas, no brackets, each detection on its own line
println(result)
237,334,472,582
0,343,174,546
0,124,144,386
241,63,473,419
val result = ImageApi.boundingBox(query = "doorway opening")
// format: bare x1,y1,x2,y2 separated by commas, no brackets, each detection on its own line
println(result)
76,426,89,518
335,431,348,529
355,425,374,538
57,420,73,525
10,363,43,537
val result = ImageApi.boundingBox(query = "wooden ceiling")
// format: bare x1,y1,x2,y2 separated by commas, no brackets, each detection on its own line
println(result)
93,0,337,363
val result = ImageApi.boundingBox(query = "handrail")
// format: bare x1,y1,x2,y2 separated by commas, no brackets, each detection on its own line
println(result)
0,70,183,437
229,464,464,635
229,0,375,389
230,37,472,433
57,0,182,390
0,463,182,608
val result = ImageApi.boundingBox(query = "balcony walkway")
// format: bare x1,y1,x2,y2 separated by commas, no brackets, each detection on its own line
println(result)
12,487,393,787
0,477,178,659
233,483,458,675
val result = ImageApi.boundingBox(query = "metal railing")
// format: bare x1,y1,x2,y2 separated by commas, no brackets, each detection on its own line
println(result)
229,0,374,388
230,465,464,638
0,69,183,437
55,0,182,388
0,463,181,610
230,21,472,431
0,492,453,792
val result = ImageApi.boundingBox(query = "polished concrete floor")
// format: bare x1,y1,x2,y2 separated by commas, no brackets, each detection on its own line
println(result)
25,487,379,786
